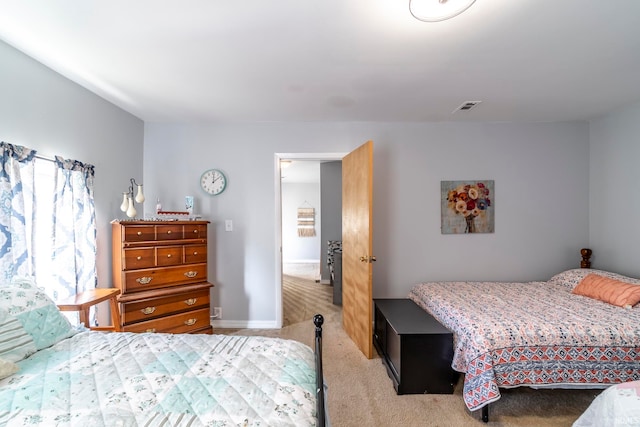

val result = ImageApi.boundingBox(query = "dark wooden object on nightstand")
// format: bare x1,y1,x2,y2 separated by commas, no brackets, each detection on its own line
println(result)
373,298,458,394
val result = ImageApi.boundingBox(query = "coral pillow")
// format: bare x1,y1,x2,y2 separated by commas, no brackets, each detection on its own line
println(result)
572,273,640,308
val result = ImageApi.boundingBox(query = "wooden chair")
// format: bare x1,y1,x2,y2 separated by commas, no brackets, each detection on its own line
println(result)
57,288,121,332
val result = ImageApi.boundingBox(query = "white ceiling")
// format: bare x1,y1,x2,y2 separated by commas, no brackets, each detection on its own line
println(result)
1,1,640,123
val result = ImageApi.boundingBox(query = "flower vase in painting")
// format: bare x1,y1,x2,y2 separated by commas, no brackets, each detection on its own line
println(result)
441,180,494,234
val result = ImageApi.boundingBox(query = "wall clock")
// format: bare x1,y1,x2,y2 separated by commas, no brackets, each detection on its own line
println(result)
200,169,227,195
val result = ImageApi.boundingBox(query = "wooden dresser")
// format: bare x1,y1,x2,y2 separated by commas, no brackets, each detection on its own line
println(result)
111,220,213,334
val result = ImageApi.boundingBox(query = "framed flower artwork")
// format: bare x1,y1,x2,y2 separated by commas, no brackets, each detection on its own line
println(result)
441,180,494,234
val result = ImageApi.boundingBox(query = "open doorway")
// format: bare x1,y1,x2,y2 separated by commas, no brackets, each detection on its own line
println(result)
281,160,321,283
274,153,345,328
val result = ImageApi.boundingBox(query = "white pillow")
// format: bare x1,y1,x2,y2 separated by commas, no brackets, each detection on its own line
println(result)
548,268,640,290
0,307,36,362
0,276,76,350
0,357,19,379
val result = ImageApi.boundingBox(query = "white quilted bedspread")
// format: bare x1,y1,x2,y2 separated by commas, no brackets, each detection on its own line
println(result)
0,331,318,426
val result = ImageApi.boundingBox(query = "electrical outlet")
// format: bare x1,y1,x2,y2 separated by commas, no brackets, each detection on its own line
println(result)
213,307,222,319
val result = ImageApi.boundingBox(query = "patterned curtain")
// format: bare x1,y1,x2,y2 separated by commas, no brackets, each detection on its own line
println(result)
49,156,97,308
0,142,37,283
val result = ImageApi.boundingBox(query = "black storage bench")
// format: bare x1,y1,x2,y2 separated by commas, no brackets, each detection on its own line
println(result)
373,298,458,394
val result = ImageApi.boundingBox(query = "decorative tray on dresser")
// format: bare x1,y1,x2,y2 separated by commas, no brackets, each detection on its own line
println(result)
111,220,213,334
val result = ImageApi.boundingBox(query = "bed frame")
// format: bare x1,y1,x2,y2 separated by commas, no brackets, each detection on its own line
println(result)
314,314,326,427
480,248,593,423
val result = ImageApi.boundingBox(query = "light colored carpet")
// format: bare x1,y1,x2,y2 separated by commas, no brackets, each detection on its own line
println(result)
283,262,320,281
282,274,335,327
222,310,599,426
223,263,598,426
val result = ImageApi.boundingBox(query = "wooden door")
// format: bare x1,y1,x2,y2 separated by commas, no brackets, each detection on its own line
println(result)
342,140,375,359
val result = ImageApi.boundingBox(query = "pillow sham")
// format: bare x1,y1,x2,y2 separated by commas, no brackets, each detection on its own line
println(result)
0,357,19,380
549,268,640,290
572,273,640,308
0,307,36,362
0,276,77,350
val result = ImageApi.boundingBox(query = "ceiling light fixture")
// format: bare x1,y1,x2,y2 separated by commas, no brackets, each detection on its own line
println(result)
409,0,476,22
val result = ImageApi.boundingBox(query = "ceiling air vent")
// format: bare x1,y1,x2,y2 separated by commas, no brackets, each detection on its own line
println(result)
453,101,482,113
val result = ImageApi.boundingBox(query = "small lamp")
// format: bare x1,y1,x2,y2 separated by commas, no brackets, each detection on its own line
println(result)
120,178,145,218
409,0,476,22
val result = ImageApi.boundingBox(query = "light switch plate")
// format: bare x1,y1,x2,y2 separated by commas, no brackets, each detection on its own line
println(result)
225,219,233,231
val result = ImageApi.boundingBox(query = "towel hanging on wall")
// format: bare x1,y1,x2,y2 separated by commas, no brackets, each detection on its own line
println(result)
297,207,316,237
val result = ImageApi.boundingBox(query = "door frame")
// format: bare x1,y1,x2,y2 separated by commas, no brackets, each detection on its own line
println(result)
274,152,347,328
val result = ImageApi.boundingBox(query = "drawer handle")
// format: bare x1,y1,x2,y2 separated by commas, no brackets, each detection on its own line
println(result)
184,271,198,278
146,328,156,333
193,251,198,255
184,298,197,306
137,231,142,236
193,229,198,233
184,318,197,326
167,230,172,234
136,276,153,284
167,254,172,258
136,256,142,260
141,306,156,315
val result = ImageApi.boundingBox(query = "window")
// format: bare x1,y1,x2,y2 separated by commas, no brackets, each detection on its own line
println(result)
0,142,97,324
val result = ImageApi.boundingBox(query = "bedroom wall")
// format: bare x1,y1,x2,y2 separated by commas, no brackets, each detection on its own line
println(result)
282,182,321,263
588,100,640,278
143,121,590,325
320,161,342,282
0,40,144,294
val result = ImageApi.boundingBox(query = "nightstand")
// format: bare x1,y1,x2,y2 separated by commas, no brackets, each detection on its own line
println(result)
57,288,121,332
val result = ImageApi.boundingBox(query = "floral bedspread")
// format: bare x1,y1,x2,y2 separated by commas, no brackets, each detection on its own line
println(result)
0,331,318,426
573,380,640,426
409,279,640,412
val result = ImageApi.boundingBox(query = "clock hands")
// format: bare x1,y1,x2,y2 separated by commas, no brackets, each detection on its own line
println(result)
201,169,226,195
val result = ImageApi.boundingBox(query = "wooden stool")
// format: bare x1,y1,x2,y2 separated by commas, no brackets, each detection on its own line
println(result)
57,288,121,332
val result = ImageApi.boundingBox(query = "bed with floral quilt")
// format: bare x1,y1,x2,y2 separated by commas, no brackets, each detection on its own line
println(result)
0,277,327,427
573,380,640,426
408,266,640,423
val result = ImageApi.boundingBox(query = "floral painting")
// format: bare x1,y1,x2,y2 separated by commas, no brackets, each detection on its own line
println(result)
441,180,494,234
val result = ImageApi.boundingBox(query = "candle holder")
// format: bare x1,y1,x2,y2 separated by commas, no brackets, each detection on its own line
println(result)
119,178,145,218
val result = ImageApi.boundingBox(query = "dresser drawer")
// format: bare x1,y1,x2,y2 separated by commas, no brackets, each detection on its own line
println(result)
123,308,210,334
184,224,207,240
121,288,210,324
184,244,207,264
156,246,183,266
124,225,155,242
156,224,183,240
123,264,207,292
123,248,155,270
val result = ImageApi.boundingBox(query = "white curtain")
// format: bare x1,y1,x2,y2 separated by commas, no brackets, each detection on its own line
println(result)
0,141,97,325
46,157,97,323
0,142,36,283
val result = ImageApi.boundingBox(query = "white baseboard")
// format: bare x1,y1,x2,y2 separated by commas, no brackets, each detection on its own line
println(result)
211,317,279,329
283,259,320,264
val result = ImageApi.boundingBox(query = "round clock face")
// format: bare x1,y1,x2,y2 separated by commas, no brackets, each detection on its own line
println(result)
200,169,227,195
